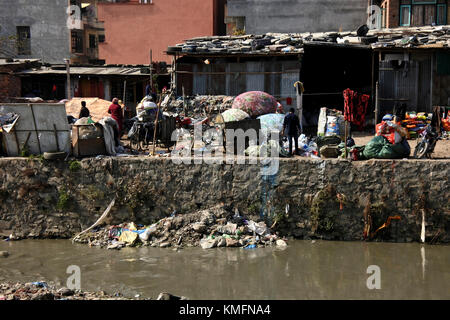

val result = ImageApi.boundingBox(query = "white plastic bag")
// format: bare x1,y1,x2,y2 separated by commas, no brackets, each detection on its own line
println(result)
138,224,157,242
317,108,327,136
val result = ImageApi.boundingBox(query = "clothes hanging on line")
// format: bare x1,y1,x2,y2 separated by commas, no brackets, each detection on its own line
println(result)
343,88,370,131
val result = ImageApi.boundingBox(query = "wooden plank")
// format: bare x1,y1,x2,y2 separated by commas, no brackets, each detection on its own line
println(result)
29,104,41,154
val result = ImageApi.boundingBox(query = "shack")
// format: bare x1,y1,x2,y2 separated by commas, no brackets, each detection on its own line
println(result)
0,103,70,156
17,64,155,111
167,25,450,130
167,32,374,129
372,26,450,118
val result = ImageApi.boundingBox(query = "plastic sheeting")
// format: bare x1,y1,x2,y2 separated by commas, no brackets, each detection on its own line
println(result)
257,113,285,137
232,91,278,117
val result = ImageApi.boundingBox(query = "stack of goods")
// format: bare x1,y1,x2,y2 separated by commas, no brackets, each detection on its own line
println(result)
232,91,278,117
401,112,431,139
443,111,450,132
376,114,397,144
317,107,346,140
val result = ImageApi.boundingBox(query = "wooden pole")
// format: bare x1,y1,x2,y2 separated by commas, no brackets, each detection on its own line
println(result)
151,94,164,156
375,81,380,127
182,85,186,116
344,121,348,159
150,49,153,92
65,59,71,100
29,104,42,154
122,79,127,104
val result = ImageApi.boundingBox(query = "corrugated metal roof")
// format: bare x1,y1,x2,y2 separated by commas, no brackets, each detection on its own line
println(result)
0,59,40,66
17,66,148,76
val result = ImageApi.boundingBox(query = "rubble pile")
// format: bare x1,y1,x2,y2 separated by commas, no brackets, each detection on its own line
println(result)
0,282,187,300
0,282,131,300
167,26,450,55
164,95,234,119
73,205,286,250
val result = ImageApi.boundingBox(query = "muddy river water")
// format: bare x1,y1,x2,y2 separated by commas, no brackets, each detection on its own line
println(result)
0,240,448,300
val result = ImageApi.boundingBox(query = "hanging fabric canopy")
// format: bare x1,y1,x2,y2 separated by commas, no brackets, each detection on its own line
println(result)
221,109,250,123
258,113,285,137
232,91,278,117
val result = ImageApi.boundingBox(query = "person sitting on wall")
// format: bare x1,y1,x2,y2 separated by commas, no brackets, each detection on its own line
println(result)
108,98,124,137
282,108,301,156
78,101,90,119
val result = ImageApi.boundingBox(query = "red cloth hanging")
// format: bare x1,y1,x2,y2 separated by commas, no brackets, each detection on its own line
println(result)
343,88,370,131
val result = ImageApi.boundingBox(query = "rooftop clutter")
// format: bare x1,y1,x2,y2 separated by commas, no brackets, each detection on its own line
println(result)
167,26,450,55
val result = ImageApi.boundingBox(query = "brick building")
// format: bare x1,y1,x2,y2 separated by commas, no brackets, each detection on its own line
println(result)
378,0,449,28
0,59,40,101
97,0,226,64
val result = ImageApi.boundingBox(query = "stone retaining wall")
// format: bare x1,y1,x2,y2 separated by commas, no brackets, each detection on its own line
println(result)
0,157,448,243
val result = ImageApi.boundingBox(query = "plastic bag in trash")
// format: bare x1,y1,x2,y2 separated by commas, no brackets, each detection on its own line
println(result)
216,222,237,235
246,220,269,236
119,230,138,244
138,224,157,242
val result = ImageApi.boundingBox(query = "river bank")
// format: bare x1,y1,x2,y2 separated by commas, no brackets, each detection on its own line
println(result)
0,281,187,300
0,157,449,243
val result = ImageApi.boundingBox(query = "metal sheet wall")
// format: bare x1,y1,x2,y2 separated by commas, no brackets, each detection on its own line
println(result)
191,60,300,105
379,53,432,113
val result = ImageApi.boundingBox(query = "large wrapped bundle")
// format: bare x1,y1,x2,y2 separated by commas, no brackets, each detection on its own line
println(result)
363,135,410,159
221,109,250,123
232,91,278,117
257,113,285,137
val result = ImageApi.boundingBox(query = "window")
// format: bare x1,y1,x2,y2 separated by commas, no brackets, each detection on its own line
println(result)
71,31,83,53
98,34,105,43
16,26,31,55
399,0,448,26
437,4,448,24
89,34,97,48
139,0,152,3
400,5,411,26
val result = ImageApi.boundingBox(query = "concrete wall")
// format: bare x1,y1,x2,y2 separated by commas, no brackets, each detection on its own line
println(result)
227,0,368,34
0,0,71,64
97,0,217,64
0,157,448,243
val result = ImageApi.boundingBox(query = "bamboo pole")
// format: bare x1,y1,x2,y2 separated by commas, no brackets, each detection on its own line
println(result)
151,94,164,156
344,121,348,159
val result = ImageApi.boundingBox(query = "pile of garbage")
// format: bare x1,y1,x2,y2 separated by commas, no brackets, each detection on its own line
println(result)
164,95,234,119
0,282,187,300
73,205,287,250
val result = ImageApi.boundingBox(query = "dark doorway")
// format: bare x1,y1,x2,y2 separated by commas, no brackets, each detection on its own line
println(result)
300,44,373,129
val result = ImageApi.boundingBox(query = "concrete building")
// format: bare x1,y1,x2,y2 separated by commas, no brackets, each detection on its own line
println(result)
225,0,369,35
378,0,449,28
0,0,71,63
0,0,104,64
97,0,226,64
